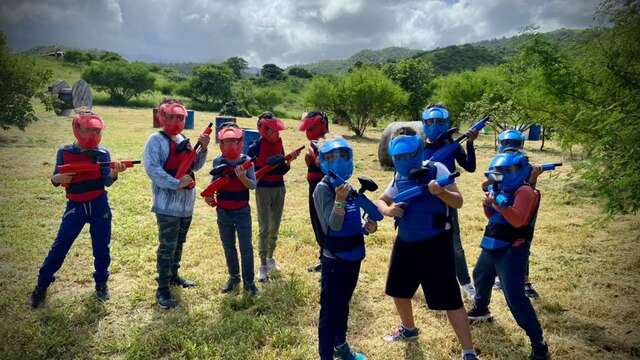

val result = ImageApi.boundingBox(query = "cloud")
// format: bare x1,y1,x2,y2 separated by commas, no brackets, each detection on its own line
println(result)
0,0,601,66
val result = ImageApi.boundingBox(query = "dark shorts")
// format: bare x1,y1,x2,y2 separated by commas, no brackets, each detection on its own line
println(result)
385,230,463,310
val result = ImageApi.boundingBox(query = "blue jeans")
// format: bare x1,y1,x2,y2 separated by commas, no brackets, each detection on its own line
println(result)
318,255,361,360
450,208,472,285
473,241,544,344
216,206,254,285
37,193,111,289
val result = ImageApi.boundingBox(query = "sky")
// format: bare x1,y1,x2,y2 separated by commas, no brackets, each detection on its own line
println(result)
0,0,601,66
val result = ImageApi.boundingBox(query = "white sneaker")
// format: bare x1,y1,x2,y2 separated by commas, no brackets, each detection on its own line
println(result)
257,265,268,282
462,283,477,301
267,258,280,273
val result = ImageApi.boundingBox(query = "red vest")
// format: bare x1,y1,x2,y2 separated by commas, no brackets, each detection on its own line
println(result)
255,138,285,184
62,147,105,202
160,132,196,189
306,142,323,182
216,155,250,210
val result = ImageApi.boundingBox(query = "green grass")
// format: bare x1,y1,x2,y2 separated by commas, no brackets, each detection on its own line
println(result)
0,106,639,359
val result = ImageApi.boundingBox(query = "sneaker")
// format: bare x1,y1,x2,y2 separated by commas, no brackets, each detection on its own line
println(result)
307,262,322,273
529,341,550,360
95,283,110,302
267,258,280,272
156,288,176,309
334,342,367,360
524,282,540,299
462,283,477,301
220,276,241,293
170,276,196,288
257,265,269,282
493,278,502,290
467,307,493,323
463,353,480,360
244,283,260,296
29,286,47,309
383,325,420,342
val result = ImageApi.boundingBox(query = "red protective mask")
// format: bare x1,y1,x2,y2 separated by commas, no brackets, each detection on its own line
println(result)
258,118,285,143
72,112,105,149
218,127,244,160
159,103,187,135
299,114,327,141
220,142,243,160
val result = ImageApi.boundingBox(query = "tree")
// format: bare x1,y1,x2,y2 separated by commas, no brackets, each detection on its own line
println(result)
383,58,435,120
188,64,234,108
339,67,407,136
231,79,257,113
288,66,313,79
224,57,248,79
0,34,53,129
82,60,155,104
64,50,88,65
254,88,283,111
261,63,285,80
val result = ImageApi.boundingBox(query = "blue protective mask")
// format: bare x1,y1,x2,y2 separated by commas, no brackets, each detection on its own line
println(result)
393,152,423,177
323,157,353,185
423,119,449,142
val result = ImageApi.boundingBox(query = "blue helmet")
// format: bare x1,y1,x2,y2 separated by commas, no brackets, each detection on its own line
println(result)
498,129,525,153
389,134,424,177
486,152,531,193
421,106,450,142
319,136,353,184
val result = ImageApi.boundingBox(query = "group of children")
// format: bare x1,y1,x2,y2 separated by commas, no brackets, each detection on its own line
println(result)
28,100,551,360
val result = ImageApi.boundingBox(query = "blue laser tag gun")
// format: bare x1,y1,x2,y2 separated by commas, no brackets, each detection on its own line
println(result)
393,170,460,204
541,162,563,171
428,115,491,163
327,170,384,221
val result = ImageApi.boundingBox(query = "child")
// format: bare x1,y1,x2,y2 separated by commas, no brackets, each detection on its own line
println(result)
298,110,329,273
468,151,550,360
314,136,377,360
30,110,127,308
378,128,478,360
204,124,259,295
247,112,299,282
143,99,209,309
422,105,478,300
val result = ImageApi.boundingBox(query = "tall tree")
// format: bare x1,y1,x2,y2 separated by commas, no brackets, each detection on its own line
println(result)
224,57,249,79
384,58,435,121
188,64,234,108
82,60,155,104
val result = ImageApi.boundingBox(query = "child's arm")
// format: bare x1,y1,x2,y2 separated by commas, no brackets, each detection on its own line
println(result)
143,135,182,190
454,142,477,173
51,148,73,186
528,165,543,187
429,182,464,208
98,150,117,187
483,192,496,219
313,183,348,232
495,187,539,228
235,163,257,189
192,133,210,172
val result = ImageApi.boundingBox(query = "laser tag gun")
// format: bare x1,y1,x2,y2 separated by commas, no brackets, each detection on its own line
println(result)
540,162,562,172
428,115,491,164
327,170,384,222
393,170,460,204
175,122,213,184
57,160,141,174
255,145,305,180
484,171,513,209
200,160,253,207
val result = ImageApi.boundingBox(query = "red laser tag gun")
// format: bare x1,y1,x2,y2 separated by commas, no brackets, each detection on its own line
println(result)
175,122,213,184
255,145,305,180
200,160,253,207
57,160,141,174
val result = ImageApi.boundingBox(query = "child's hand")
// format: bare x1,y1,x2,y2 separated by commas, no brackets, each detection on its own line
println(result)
198,134,210,150
428,180,444,195
204,196,216,207
290,148,301,161
335,184,350,202
364,218,377,234
386,203,405,218
52,173,74,185
234,164,247,179
178,175,193,188
465,129,479,142
483,192,496,207
111,161,127,176
529,165,543,184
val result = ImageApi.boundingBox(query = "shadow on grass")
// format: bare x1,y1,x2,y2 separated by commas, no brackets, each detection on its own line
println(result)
343,134,381,144
125,275,311,359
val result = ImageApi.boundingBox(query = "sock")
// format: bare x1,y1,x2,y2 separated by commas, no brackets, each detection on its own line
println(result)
401,324,416,331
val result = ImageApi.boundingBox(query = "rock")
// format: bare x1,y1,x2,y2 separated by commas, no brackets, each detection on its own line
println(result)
378,121,425,168
72,80,93,110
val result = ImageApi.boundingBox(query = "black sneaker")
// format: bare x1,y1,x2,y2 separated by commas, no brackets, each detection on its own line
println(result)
307,262,322,273
524,283,540,299
383,325,420,342
463,353,479,360
156,288,176,309
220,276,241,293
468,307,493,323
244,283,260,296
170,276,196,288
95,283,110,302
29,286,47,309
530,341,550,360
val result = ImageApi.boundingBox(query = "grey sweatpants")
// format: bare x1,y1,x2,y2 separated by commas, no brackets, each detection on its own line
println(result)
255,186,286,265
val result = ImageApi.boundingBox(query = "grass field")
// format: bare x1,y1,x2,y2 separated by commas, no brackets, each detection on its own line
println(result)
0,106,639,360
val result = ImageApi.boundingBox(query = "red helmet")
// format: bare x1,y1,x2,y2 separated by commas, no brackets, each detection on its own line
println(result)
257,111,285,143
72,111,105,149
299,110,328,141
218,125,244,160
158,100,187,135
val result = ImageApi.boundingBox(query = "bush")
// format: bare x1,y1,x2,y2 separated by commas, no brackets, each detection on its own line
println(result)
255,88,283,112
288,67,313,79
82,60,155,104
187,64,234,109
158,83,174,96
261,64,285,80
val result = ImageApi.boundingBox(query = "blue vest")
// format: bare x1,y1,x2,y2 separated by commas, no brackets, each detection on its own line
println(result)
480,185,540,250
321,180,365,260
424,141,456,171
395,167,448,242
